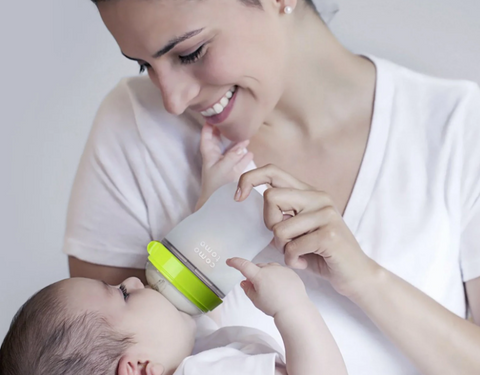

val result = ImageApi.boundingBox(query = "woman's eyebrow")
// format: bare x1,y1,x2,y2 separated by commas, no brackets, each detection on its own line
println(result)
122,28,204,61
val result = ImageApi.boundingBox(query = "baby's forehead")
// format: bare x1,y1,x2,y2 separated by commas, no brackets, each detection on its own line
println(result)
56,278,110,305
58,277,101,290
54,278,126,324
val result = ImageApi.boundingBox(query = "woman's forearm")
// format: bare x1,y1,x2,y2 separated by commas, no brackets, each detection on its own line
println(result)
352,267,480,375
274,303,347,375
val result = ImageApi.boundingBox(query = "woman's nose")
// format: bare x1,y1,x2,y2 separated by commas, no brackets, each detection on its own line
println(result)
150,67,200,115
121,277,144,291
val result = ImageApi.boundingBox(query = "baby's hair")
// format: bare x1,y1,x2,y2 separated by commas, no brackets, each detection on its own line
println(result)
0,282,134,375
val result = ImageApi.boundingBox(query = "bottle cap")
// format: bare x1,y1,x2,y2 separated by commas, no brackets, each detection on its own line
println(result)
147,241,222,312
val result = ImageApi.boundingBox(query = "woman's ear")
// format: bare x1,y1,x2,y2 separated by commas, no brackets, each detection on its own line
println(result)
117,355,165,375
278,0,298,14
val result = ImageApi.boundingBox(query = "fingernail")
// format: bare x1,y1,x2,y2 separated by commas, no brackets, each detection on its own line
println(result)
236,148,245,155
234,187,242,201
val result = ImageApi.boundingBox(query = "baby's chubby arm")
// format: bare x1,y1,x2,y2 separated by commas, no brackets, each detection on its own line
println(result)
195,123,253,211
227,258,347,375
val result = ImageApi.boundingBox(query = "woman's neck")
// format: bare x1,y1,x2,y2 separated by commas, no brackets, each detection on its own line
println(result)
262,12,376,143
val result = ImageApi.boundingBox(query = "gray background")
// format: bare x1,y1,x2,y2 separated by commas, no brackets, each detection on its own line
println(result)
1,0,479,340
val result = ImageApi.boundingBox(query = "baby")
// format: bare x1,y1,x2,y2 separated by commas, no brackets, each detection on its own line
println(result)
0,124,347,375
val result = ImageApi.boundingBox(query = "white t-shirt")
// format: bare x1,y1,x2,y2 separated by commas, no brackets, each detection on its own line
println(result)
63,56,480,374
173,316,285,375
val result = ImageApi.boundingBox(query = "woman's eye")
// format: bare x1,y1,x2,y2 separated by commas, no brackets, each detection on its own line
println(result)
119,284,129,301
136,45,205,72
138,63,151,74
179,45,205,65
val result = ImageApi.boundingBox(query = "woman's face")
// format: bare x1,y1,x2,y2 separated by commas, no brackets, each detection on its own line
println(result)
98,0,291,141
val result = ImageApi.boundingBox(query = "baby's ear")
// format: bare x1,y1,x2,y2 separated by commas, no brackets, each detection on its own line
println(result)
117,355,165,375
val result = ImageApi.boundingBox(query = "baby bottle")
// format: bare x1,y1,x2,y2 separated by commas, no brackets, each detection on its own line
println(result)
145,181,273,315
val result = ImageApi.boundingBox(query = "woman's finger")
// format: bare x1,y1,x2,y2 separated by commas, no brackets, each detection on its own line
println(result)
262,188,334,230
283,224,340,269
236,164,311,201
271,206,339,251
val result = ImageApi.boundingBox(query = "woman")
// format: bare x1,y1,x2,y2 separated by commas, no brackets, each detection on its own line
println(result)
65,0,480,373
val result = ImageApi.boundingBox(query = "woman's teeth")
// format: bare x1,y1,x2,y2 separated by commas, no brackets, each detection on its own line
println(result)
201,86,236,117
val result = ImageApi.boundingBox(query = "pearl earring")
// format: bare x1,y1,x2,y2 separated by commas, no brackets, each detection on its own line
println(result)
284,6,293,14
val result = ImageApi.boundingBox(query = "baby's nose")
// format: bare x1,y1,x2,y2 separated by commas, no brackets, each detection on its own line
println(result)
122,277,144,291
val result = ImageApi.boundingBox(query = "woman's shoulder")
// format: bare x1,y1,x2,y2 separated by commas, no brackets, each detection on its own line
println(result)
99,75,197,126
368,55,480,147
371,55,480,109
91,75,202,146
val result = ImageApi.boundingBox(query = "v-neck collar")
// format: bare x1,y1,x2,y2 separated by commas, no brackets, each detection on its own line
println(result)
241,55,394,235
342,56,394,234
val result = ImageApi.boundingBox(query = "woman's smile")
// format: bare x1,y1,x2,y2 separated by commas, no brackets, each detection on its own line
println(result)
199,86,238,124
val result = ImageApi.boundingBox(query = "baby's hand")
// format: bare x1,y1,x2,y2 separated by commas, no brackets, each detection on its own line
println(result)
226,258,311,318
196,123,254,210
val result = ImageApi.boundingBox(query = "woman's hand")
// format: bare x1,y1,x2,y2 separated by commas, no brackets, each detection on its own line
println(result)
237,165,480,375
235,164,381,298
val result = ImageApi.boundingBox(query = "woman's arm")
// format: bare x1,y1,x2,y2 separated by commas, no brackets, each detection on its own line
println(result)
352,268,480,375
68,256,147,285
236,164,480,375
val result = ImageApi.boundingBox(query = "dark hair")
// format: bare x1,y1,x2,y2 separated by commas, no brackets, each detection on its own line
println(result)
91,0,319,14
0,282,134,375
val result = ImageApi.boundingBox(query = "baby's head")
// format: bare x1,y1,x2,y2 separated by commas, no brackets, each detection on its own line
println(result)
0,277,196,375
